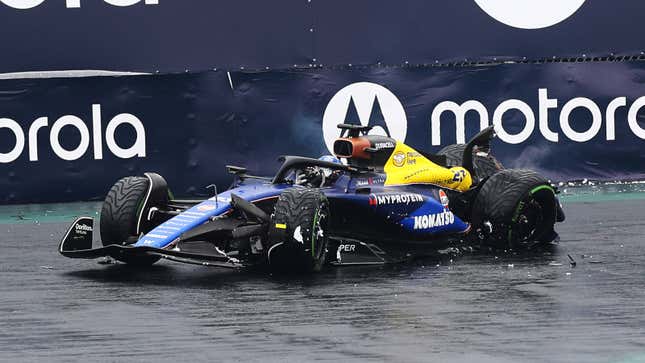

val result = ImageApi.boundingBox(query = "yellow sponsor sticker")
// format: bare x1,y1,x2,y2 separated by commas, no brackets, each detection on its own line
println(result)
275,223,287,229
392,151,406,167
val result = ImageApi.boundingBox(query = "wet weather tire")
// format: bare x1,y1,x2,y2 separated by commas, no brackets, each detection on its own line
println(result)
100,176,160,266
267,189,330,273
473,169,558,248
438,144,503,181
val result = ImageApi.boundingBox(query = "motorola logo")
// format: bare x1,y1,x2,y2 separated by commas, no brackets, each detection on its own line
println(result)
323,82,645,148
0,104,146,163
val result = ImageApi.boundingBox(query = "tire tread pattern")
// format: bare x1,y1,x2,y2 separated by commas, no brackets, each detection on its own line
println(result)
473,169,555,246
100,176,149,246
473,169,548,223
268,188,328,272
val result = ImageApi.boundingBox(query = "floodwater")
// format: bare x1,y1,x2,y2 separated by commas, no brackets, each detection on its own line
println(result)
1,182,644,362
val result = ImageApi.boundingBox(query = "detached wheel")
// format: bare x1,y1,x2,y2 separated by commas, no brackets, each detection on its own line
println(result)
267,189,329,273
100,176,160,266
472,169,558,248
438,144,503,181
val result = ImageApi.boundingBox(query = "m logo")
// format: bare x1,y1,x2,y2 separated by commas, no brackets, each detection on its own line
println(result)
322,82,407,154
474,0,586,29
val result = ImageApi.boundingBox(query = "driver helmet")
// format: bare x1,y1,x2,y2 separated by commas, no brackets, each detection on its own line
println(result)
318,155,341,178
318,155,341,164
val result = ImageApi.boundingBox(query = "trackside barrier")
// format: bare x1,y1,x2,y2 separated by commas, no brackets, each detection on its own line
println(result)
1,61,645,203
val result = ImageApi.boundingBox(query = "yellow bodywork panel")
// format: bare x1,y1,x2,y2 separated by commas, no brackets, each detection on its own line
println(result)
383,142,472,192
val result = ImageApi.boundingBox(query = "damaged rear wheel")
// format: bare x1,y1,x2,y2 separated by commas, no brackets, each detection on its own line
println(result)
267,189,329,273
472,169,558,248
438,143,503,182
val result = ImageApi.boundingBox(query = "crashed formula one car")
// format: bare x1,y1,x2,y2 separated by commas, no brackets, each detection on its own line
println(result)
59,124,565,272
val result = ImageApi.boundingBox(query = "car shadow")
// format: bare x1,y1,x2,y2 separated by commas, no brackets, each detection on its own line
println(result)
63,243,561,289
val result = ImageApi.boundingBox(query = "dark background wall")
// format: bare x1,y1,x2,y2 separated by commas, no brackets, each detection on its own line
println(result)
0,0,643,72
0,0,644,203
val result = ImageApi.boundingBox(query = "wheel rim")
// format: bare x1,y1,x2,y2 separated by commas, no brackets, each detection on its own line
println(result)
511,197,544,243
509,184,557,246
311,201,328,262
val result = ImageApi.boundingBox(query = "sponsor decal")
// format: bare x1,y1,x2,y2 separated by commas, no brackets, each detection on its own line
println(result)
322,82,407,154
74,223,92,235
0,0,158,10
403,168,430,180
374,141,395,150
368,193,424,206
355,176,386,186
212,196,231,203
275,223,286,229
474,0,586,29
293,226,304,244
452,169,466,182
338,244,356,252
413,211,455,230
392,151,406,167
323,83,645,149
439,189,449,207
0,104,146,163
196,204,216,212
406,152,420,165
431,88,645,145
75,223,93,232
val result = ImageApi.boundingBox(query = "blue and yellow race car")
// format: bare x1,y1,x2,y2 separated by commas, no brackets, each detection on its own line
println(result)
59,124,564,272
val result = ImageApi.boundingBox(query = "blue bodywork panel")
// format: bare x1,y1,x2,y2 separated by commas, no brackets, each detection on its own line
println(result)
135,173,469,249
134,181,289,249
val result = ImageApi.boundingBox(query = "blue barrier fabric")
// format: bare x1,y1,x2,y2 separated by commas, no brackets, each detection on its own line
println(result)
1,62,645,203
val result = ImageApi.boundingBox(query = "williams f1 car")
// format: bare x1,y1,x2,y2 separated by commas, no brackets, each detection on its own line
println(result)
59,125,565,272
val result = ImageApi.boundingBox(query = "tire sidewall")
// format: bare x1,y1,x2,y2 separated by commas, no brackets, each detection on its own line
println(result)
100,176,161,265
267,188,330,273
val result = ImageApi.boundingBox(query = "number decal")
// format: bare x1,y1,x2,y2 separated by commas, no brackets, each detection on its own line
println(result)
452,170,466,182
